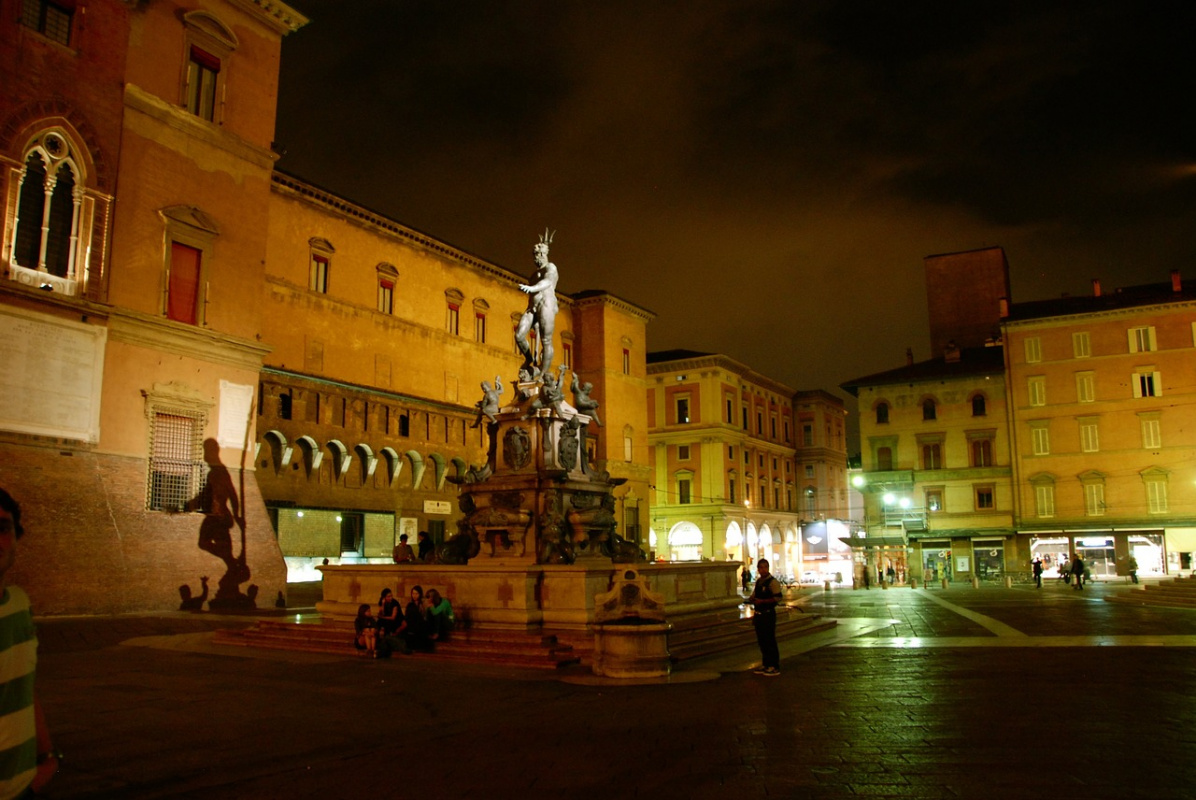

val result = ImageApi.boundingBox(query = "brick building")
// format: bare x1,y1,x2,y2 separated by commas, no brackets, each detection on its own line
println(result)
0,0,651,613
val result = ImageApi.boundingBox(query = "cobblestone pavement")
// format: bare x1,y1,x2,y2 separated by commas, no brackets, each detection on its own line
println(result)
33,581,1196,799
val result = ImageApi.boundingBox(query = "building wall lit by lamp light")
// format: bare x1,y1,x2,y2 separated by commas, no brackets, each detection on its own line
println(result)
852,475,866,488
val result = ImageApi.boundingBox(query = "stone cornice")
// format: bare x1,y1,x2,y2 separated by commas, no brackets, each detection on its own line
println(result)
260,366,473,417
1002,298,1196,329
124,84,278,170
570,291,656,322
226,0,310,35
649,353,795,397
270,173,537,292
107,307,271,371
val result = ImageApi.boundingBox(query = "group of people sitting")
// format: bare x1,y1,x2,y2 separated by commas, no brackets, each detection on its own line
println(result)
354,584,455,658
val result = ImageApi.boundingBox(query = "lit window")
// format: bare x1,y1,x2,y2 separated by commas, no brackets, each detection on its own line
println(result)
1073,332,1091,358
1025,337,1042,363
675,396,690,425
19,0,73,46
926,489,943,512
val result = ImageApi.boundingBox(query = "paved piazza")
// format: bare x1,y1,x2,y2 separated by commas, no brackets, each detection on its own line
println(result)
36,580,1196,799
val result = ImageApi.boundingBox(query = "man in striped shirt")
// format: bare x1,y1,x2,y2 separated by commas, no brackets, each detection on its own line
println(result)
0,489,56,799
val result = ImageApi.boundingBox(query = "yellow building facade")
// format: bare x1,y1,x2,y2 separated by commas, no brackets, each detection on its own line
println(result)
1002,275,1196,578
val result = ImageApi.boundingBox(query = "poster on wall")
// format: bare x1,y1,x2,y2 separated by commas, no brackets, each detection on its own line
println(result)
0,307,106,443
955,556,971,573
398,517,418,541
218,380,256,449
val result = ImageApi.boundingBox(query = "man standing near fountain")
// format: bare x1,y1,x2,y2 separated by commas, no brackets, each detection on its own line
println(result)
750,558,783,676
515,230,559,378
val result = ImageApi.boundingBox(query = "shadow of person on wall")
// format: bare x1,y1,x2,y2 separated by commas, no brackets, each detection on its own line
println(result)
178,576,209,611
188,438,255,610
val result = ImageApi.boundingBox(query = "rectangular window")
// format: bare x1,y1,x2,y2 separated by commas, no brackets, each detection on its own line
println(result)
678,479,691,505
474,313,487,343
1031,425,1050,455
727,446,733,460
20,0,73,46
805,465,814,479
1028,376,1046,407
1084,483,1105,516
1025,337,1042,363
1079,420,1099,453
725,397,733,423
167,242,202,325
926,488,943,512
921,443,942,470
784,421,790,442
1141,417,1161,449
971,438,993,467
561,341,571,367
677,444,690,461
1072,331,1091,358
676,397,690,424
742,407,748,430
1035,484,1055,518
756,412,763,435
728,479,736,504
759,485,766,507
1132,371,1161,398
1146,481,1168,514
377,279,394,314
802,424,813,446
770,417,777,438
975,487,994,510
1076,372,1095,403
147,410,205,511
185,46,221,121
446,303,460,335
309,254,329,293
1128,326,1157,353
622,348,630,375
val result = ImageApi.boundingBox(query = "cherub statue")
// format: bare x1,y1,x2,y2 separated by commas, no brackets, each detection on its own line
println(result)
523,365,568,419
471,376,503,428
570,372,603,427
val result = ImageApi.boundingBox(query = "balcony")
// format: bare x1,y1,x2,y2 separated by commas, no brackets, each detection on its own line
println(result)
881,505,928,532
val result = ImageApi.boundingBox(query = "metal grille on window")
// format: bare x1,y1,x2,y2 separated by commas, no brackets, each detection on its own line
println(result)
148,410,206,511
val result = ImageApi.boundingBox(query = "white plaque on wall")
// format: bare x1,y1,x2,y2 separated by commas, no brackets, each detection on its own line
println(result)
218,380,256,449
0,307,106,443
423,500,451,515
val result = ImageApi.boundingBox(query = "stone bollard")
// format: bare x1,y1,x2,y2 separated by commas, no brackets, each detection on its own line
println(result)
971,576,980,588
1004,576,1013,589
823,580,832,592
910,578,918,589
881,579,888,590
941,578,949,589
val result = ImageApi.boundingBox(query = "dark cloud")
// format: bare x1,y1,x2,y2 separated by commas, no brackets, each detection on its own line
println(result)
277,0,1196,449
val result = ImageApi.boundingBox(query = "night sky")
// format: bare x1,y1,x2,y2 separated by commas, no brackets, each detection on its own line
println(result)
274,1,1196,451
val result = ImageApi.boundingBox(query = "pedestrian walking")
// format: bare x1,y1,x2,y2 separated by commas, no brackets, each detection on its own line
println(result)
1032,557,1043,588
750,558,783,676
1127,555,1139,584
1070,553,1085,590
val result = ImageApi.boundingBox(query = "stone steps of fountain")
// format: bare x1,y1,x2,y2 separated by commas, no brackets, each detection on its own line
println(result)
213,620,581,669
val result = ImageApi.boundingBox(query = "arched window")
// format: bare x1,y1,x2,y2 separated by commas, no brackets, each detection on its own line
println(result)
922,399,936,421
9,130,91,295
875,402,889,424
972,394,987,417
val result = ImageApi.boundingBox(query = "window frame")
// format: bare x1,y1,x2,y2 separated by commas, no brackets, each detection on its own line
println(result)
180,11,238,125
1072,331,1091,358
160,205,218,327
19,0,74,46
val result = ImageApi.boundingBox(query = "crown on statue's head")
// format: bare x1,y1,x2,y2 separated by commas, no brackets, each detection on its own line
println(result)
538,228,555,247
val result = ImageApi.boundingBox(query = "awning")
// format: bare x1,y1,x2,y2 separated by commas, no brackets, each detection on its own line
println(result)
848,533,908,548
